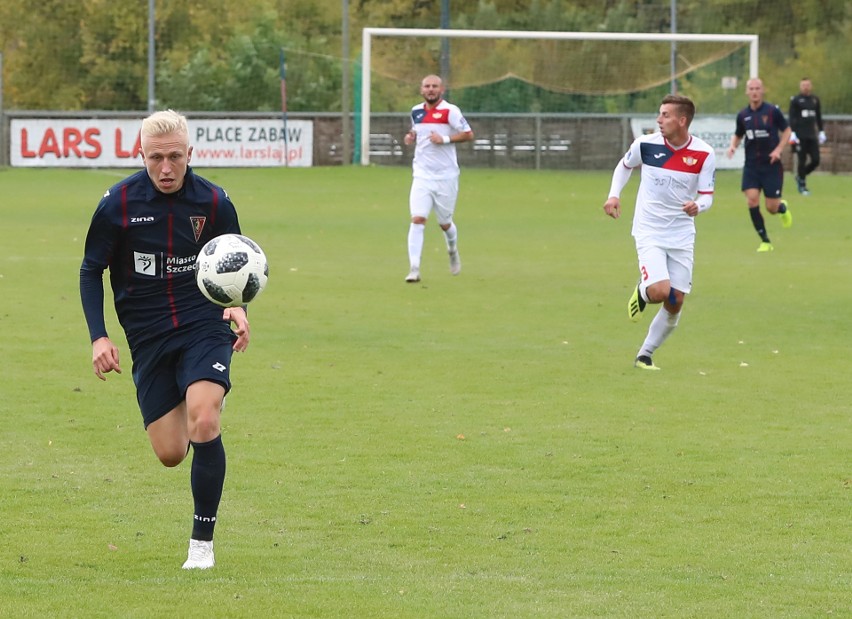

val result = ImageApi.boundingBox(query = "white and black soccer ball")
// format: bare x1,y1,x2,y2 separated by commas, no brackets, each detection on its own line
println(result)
195,234,268,307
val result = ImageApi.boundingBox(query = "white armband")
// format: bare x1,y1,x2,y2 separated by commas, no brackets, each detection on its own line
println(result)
696,193,713,213
443,135,451,144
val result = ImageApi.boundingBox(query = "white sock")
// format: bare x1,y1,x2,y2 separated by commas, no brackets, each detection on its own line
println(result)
408,223,425,269
443,223,458,251
638,307,680,358
638,282,650,303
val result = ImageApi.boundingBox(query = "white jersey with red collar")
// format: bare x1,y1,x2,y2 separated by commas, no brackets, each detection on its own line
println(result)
410,99,471,181
621,132,715,247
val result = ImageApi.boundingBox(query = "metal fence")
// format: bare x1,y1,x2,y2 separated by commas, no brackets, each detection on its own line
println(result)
3,110,852,171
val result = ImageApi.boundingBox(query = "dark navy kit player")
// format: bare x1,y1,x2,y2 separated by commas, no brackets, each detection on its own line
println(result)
788,77,826,196
726,78,793,253
80,109,250,569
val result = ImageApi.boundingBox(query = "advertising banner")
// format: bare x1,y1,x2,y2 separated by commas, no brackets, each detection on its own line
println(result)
10,118,313,168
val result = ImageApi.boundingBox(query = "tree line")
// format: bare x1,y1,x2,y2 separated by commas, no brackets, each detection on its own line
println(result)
1,0,849,114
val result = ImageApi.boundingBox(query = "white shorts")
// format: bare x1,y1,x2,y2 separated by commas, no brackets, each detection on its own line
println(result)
635,243,694,294
409,177,459,225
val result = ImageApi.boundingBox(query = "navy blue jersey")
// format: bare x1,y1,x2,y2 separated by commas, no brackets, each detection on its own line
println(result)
80,168,241,349
734,102,789,167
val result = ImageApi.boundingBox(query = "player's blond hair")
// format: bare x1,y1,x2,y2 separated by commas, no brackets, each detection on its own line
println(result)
141,109,189,139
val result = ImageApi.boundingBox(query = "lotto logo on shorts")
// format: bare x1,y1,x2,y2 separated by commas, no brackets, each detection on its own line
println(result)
212,362,226,372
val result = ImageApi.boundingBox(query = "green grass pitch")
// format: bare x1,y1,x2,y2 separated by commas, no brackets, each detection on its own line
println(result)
1,164,850,618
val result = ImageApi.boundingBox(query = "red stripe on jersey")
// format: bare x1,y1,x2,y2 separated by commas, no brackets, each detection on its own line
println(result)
120,184,128,228
662,148,709,174
166,209,179,328
420,107,450,125
210,188,219,227
120,184,131,285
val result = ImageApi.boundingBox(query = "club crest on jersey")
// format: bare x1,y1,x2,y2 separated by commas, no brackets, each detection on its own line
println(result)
134,251,156,276
190,216,206,242
682,156,698,167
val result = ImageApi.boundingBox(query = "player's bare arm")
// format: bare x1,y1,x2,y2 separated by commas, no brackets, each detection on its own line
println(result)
404,130,416,145
603,197,621,219
770,127,791,163
92,336,121,380
429,130,474,145
727,135,741,158
224,307,250,352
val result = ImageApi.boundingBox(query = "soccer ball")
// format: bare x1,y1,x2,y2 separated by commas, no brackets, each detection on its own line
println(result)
195,234,268,307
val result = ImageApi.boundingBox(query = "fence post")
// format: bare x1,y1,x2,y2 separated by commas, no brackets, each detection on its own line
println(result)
534,114,541,171
0,52,7,167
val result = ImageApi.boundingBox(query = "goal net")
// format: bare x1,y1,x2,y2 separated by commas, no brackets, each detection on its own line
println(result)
359,28,758,165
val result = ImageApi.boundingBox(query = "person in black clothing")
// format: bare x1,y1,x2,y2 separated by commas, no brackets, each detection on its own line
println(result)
80,109,250,570
788,77,826,196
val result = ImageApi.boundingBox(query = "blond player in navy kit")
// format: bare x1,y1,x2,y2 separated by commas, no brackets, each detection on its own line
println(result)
604,95,716,371
402,75,474,283
80,110,249,569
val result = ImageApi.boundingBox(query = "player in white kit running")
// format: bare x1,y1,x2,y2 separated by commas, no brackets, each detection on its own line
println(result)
603,95,716,370
402,75,474,283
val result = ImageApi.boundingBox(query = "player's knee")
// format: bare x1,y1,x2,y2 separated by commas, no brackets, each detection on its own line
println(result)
646,290,664,304
645,282,670,303
665,289,685,312
159,454,184,468
189,409,221,442
411,216,427,224
154,445,188,468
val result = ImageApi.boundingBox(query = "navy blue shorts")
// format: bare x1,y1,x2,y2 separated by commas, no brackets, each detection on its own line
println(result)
130,320,237,428
741,161,784,198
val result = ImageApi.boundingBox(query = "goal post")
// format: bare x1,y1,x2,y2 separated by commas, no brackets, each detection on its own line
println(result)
359,28,759,165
